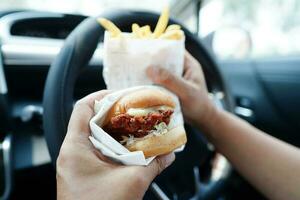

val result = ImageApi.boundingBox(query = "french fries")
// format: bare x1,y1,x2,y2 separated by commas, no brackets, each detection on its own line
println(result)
152,6,169,38
97,6,184,40
139,25,152,38
159,29,184,40
132,24,152,38
97,18,121,37
165,24,181,32
132,23,141,38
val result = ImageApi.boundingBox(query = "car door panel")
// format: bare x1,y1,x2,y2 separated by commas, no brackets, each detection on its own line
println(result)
218,59,300,146
255,58,300,130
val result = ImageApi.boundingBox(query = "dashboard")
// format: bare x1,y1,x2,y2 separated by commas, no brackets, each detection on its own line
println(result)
0,11,106,171
0,11,108,199
0,12,102,66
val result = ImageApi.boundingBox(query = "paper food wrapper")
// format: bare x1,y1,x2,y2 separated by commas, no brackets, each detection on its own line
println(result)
89,86,185,166
102,31,185,90
89,32,186,166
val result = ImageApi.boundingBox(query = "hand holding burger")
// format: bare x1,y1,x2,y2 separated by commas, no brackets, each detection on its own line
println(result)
57,90,175,200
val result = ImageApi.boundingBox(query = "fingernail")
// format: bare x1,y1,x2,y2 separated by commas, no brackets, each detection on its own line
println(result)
162,153,175,168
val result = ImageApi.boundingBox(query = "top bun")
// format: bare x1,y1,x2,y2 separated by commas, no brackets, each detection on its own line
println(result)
104,88,175,124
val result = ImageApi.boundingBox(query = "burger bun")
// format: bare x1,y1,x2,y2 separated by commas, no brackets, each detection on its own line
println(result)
125,125,187,158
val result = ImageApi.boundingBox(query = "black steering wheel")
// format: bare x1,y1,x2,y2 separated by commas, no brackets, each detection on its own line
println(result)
43,10,234,200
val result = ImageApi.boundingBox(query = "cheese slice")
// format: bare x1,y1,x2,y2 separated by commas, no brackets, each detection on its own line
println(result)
127,106,173,117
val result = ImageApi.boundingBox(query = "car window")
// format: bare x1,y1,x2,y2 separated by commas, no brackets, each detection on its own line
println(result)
0,0,197,33
199,0,300,60
0,0,173,15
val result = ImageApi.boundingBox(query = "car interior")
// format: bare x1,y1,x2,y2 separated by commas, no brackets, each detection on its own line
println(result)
0,0,299,199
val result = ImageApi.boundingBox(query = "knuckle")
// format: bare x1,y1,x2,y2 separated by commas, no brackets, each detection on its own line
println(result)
159,69,172,84
56,147,75,183
74,99,84,109
154,158,165,175
56,146,74,170
179,89,190,103
180,91,189,101
56,151,67,169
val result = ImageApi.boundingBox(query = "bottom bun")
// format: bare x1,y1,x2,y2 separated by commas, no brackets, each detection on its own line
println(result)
125,125,187,158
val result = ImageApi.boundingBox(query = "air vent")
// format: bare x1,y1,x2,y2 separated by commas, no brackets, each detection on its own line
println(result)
10,15,85,39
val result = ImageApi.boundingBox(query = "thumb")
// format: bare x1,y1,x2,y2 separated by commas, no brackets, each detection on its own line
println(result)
141,153,175,182
67,90,109,136
147,66,188,100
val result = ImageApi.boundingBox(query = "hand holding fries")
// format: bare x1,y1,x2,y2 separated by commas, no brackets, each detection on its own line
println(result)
97,6,184,40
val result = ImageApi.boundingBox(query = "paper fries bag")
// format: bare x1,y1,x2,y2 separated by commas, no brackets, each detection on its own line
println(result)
89,86,184,166
102,31,185,90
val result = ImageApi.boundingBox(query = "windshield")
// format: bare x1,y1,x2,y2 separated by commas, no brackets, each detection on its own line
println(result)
200,0,300,59
0,0,173,16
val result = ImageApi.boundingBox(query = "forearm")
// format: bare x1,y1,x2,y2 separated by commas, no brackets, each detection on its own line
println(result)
201,109,300,200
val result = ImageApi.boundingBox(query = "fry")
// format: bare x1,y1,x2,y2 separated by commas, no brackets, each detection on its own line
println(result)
166,24,181,32
98,7,184,40
97,18,121,37
140,25,152,38
152,6,169,38
132,23,141,38
159,29,184,40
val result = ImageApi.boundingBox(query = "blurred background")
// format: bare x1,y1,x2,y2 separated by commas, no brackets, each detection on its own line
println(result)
1,0,300,59
0,1,300,199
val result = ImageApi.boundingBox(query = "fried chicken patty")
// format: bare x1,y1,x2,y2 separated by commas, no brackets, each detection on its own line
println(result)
103,110,173,140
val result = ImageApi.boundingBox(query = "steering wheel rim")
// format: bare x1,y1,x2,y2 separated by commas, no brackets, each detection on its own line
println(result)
43,10,234,199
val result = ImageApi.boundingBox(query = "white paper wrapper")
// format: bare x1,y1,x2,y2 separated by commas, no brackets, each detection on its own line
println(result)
89,86,185,166
102,31,185,90
89,32,186,166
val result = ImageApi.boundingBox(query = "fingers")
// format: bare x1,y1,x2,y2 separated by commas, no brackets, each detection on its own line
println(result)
141,153,175,182
147,66,190,100
183,51,192,76
185,50,194,60
67,90,110,135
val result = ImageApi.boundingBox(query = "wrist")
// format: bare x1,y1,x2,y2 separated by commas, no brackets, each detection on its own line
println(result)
196,101,223,140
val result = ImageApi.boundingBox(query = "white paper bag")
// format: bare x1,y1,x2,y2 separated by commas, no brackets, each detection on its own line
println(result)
102,32,185,90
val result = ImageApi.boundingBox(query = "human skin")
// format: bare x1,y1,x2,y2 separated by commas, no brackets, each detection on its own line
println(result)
56,90,175,200
147,52,300,200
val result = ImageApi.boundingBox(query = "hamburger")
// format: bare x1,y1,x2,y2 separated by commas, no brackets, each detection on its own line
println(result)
103,88,187,158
